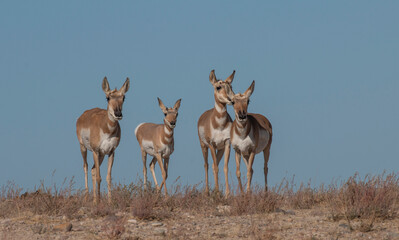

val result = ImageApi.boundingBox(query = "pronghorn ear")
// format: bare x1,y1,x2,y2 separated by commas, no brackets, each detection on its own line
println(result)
173,99,182,110
209,69,217,85
157,97,168,114
225,70,235,84
244,80,255,98
120,77,130,94
102,77,110,93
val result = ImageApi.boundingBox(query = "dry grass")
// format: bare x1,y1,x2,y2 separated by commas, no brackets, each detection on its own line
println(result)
326,172,399,232
1,172,399,234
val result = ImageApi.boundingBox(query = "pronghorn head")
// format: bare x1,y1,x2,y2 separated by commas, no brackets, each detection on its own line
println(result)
232,80,255,123
209,70,235,105
158,98,182,129
102,77,130,121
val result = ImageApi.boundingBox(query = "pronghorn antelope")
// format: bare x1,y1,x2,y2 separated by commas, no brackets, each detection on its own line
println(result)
198,70,235,196
135,98,182,196
76,77,130,203
230,80,272,192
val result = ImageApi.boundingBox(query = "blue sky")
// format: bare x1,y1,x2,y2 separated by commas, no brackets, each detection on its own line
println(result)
1,1,398,191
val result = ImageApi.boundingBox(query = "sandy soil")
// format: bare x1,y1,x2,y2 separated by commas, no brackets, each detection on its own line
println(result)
1,205,399,240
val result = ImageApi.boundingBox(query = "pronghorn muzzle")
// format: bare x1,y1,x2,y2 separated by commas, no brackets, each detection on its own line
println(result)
114,108,122,119
238,110,247,121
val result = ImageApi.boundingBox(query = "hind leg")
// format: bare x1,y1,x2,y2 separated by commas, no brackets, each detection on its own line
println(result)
80,144,89,198
149,157,159,188
200,145,209,194
141,150,148,189
263,146,271,191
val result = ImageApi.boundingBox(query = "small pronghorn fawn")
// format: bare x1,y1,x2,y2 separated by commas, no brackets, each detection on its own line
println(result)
76,77,130,203
198,70,235,196
230,80,272,193
135,98,182,196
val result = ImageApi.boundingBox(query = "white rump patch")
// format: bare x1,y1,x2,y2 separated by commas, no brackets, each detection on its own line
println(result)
135,123,145,136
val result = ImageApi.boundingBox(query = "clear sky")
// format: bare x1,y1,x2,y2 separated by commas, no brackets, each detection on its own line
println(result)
1,1,398,191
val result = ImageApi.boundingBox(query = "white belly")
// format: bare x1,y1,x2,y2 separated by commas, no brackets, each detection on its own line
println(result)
142,140,174,158
210,123,231,150
99,130,119,155
231,128,255,154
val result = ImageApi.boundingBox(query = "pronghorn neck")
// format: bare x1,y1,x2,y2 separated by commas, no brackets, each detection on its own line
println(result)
162,122,174,144
106,111,118,132
211,100,229,129
235,119,250,137
214,100,227,114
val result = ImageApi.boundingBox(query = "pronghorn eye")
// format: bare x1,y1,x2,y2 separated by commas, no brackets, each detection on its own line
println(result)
232,101,235,105
123,96,125,101
164,113,167,116
216,86,221,91
176,113,179,117
247,99,250,104
106,97,110,102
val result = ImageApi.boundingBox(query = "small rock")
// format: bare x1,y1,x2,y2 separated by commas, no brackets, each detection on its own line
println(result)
128,219,138,224
217,205,231,214
31,224,46,234
339,223,350,229
154,228,166,236
275,208,295,215
53,222,73,232
387,232,399,239
151,222,163,227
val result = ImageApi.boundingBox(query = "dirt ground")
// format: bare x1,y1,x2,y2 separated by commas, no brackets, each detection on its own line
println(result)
1,205,399,240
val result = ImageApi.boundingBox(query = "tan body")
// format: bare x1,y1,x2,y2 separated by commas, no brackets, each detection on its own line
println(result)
230,81,272,192
198,70,235,196
76,77,129,203
135,98,181,196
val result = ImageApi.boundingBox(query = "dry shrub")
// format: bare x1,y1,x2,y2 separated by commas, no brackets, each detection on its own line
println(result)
0,181,23,217
229,185,280,215
328,172,399,232
279,176,332,210
0,177,86,218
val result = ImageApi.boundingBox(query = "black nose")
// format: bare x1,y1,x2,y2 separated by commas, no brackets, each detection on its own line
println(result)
238,111,247,120
114,110,122,118
170,121,176,126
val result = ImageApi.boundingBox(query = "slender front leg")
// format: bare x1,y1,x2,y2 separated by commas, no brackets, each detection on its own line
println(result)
223,140,231,197
209,145,219,192
149,157,159,188
246,151,255,193
200,145,209,194
80,144,89,198
163,157,170,196
141,150,148,189
106,152,115,203
155,154,168,196
235,150,243,193
263,146,271,191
